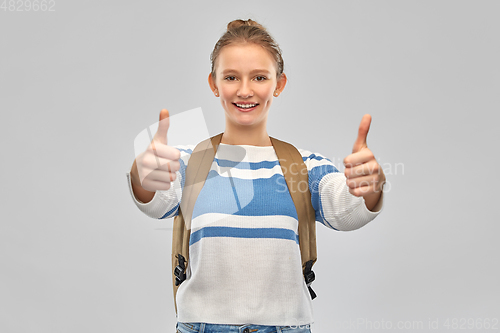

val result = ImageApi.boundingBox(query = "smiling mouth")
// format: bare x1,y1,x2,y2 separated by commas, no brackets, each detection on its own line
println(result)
233,103,259,109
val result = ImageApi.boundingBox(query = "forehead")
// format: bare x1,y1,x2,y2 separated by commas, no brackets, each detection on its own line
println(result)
216,43,277,74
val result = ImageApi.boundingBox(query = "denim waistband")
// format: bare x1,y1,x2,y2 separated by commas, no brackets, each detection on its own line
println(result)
176,321,312,333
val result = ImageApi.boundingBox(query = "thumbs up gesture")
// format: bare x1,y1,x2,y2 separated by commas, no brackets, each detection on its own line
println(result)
343,114,385,210
131,109,181,195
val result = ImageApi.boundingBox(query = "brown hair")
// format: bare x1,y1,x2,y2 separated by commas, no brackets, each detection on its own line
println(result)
210,19,284,80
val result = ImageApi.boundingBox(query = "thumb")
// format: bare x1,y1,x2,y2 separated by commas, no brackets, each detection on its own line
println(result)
352,114,371,153
154,109,170,144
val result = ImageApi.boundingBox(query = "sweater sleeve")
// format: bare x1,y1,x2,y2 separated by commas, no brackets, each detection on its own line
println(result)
125,145,195,219
300,148,384,231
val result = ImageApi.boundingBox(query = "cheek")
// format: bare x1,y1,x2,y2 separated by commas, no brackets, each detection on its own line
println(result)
264,92,275,104
219,87,234,99
258,87,274,100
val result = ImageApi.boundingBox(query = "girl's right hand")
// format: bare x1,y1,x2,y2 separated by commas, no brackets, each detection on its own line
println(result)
133,109,181,192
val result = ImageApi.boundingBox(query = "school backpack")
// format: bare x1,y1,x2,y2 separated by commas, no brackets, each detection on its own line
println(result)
171,133,317,315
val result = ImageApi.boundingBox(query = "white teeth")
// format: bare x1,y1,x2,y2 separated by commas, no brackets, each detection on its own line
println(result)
235,103,257,108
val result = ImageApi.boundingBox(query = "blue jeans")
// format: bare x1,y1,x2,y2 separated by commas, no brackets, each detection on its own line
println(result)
176,322,312,333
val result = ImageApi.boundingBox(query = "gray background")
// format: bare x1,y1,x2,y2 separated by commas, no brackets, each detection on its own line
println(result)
1,1,499,332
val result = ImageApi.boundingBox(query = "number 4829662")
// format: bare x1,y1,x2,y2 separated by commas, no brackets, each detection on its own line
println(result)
443,318,499,330
1,0,56,11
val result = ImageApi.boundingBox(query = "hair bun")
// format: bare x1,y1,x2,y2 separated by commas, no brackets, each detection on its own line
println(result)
227,19,265,31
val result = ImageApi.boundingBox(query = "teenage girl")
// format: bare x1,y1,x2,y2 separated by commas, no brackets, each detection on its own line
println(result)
127,19,385,333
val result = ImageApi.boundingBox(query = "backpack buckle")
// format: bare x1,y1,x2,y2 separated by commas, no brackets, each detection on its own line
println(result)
174,254,186,286
303,260,317,300
304,270,315,285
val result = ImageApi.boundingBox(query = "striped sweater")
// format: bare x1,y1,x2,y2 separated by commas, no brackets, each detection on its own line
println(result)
126,142,383,326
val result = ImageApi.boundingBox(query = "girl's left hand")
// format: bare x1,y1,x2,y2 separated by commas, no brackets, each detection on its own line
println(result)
343,114,386,198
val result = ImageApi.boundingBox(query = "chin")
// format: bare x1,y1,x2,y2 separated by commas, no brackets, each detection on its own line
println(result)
228,116,261,128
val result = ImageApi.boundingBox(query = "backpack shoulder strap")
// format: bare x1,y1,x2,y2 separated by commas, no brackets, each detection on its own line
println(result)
171,133,223,315
270,136,318,299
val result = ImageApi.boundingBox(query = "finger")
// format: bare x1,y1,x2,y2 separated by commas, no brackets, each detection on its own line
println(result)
348,184,374,197
148,143,181,161
141,179,172,192
352,114,372,153
344,161,379,179
346,174,376,189
144,169,177,183
343,149,375,168
140,168,177,185
137,165,177,186
142,155,180,173
154,109,170,145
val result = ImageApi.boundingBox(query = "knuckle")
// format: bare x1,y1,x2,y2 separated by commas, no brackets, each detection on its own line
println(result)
146,146,158,157
140,158,150,169
159,159,170,169
143,171,154,181
147,142,157,151
165,147,181,160
136,151,146,161
171,161,180,172
142,157,157,169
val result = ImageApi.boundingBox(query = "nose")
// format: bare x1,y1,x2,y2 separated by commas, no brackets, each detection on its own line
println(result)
237,80,253,98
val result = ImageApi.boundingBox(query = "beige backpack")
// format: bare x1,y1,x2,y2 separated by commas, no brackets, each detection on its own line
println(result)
171,133,317,315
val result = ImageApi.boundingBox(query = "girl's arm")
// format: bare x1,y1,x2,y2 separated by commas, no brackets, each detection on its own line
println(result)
302,149,384,231
126,145,194,219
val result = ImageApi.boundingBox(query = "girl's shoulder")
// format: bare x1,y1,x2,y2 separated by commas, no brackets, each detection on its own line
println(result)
296,147,332,163
296,147,340,173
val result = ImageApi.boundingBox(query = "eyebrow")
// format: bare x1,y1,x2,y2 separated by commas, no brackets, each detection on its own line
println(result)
222,69,271,75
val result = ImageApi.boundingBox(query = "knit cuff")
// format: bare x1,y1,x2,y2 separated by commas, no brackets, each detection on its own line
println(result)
319,173,384,231
125,172,173,219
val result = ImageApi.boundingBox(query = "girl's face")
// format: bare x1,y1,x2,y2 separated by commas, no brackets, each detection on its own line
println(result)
210,43,286,130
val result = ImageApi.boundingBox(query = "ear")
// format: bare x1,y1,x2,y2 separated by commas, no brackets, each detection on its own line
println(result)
208,73,217,93
275,73,287,94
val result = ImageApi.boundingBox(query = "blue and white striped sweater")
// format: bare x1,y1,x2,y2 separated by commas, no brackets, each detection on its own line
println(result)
162,144,340,229
126,142,382,326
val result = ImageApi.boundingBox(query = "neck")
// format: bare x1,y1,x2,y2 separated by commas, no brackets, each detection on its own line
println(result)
221,123,272,147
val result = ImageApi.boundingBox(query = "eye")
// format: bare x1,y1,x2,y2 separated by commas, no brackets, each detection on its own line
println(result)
255,76,267,81
224,76,236,81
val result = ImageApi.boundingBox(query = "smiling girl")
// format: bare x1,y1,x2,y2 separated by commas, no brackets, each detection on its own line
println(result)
208,31,286,146
127,19,385,333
